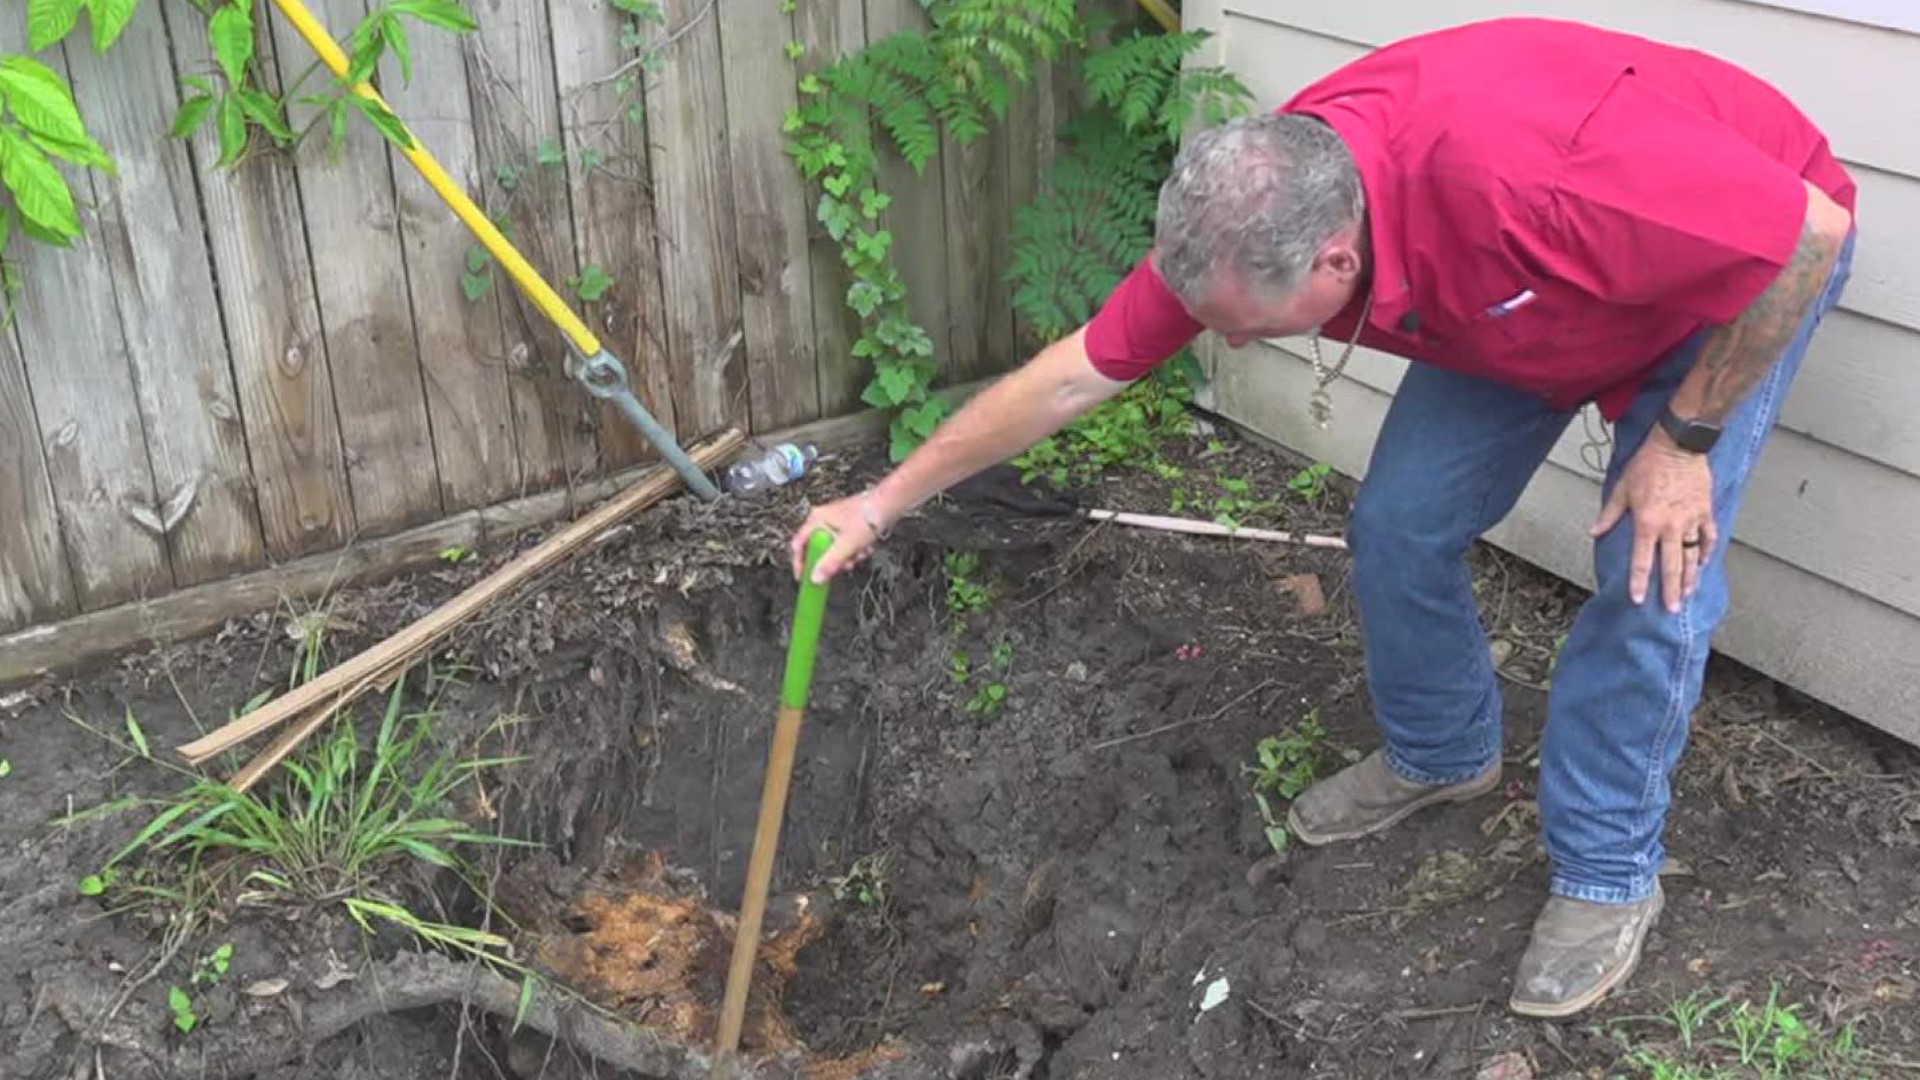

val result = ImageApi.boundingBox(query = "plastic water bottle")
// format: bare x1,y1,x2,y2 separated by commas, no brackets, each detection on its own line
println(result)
725,442,818,494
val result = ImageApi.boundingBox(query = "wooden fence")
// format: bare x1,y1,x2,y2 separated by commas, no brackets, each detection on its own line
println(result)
0,0,1069,638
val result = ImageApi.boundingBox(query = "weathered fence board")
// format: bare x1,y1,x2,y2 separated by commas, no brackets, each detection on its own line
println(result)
865,0,951,391
0,24,170,613
165,3,355,559
62,4,265,588
382,8,524,511
549,0,678,471
795,0,869,415
650,0,746,437
0,330,75,631
273,0,443,535
942,128,1013,382
463,0,597,488
724,0,821,432
0,0,1061,639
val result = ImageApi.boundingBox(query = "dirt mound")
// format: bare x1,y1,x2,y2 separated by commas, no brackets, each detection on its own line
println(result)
3,438,1916,1079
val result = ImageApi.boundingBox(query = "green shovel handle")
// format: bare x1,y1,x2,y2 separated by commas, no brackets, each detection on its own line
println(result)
781,529,835,709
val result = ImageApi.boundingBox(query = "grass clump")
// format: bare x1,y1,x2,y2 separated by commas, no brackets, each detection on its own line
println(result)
80,676,527,964
1609,985,1879,1079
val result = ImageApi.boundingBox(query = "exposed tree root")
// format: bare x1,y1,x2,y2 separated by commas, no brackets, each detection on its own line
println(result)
42,951,813,1079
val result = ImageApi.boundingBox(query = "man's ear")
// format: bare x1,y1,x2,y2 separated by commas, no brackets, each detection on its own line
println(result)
1318,241,1362,283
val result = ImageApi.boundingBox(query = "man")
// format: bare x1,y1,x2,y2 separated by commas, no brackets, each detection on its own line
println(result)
787,17,1856,1017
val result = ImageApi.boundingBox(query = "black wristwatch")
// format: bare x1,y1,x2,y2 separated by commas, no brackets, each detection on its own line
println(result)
1657,404,1721,454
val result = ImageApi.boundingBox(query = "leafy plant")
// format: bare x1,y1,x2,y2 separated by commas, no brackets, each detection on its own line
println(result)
784,0,1079,460
168,984,198,1034
28,0,140,52
1287,461,1332,505
193,941,234,986
1244,709,1325,853
569,262,614,302
830,853,888,908
1006,26,1252,485
1,0,476,311
1014,354,1200,487
1206,473,1281,529
0,52,114,284
965,680,1007,716
965,635,1013,716
943,550,992,618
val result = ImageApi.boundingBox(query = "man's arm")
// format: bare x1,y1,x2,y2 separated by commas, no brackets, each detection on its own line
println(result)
1659,180,1852,429
791,327,1131,581
1592,179,1851,613
869,327,1125,514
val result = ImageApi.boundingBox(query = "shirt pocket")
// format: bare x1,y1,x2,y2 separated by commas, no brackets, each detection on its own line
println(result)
1462,281,1607,356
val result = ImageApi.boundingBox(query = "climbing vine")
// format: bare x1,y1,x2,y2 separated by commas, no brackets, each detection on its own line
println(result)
1,0,474,306
784,0,1079,461
787,4,1252,461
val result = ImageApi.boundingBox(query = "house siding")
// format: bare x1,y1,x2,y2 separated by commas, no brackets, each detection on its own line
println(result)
1185,0,1920,743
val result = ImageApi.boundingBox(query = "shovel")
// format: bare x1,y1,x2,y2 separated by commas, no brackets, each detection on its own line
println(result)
711,528,835,1077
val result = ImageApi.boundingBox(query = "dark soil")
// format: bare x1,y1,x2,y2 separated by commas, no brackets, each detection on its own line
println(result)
2,426,1916,1080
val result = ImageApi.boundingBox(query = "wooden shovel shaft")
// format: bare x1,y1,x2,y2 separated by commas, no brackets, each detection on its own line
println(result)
712,530,836,1073
712,700,808,1063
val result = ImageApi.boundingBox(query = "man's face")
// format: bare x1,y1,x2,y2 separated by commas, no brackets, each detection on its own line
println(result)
1176,233,1365,348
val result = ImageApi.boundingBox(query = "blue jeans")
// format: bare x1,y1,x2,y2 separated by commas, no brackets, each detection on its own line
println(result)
1347,234,1854,905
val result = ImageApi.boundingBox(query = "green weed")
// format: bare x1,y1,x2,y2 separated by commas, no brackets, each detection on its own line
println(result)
81,678,528,963
1610,984,1875,1079
168,984,198,1034
944,551,993,618
1287,461,1333,505
1015,357,1202,488
965,637,1015,717
1244,709,1326,853
830,853,888,909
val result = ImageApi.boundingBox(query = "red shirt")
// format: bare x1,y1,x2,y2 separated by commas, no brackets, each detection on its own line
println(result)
1084,17,1856,419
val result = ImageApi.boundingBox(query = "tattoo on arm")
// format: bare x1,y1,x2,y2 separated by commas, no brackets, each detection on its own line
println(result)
1691,218,1839,424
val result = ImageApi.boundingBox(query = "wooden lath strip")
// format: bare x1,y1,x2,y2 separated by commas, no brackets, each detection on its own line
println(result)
176,429,744,768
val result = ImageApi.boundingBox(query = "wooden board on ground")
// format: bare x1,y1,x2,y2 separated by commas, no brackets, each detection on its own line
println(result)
381,4,523,511
794,0,868,415
549,0,677,470
0,328,75,632
648,0,747,437
272,0,442,536
165,3,355,559
64,2,265,589
863,0,950,391
463,0,597,488
723,0,821,432
0,28,168,612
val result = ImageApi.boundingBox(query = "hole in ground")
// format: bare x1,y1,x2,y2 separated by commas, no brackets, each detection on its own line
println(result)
437,512,1339,1079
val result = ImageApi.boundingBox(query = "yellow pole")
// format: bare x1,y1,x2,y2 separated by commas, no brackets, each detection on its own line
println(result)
266,0,601,357
1136,0,1179,33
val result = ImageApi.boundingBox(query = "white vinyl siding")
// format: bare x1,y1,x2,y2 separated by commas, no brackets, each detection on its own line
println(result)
1184,0,1920,744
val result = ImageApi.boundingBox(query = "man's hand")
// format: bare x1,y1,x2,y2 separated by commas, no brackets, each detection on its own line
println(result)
1590,432,1715,613
783,327,1129,585
790,491,890,584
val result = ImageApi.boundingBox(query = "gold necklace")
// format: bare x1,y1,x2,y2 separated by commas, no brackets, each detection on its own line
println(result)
1304,289,1375,430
